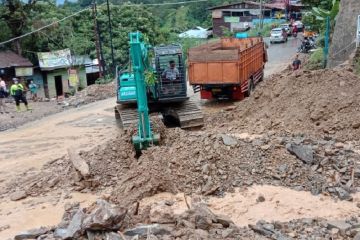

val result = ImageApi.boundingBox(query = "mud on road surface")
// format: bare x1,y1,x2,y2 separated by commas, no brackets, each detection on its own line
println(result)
2,66,360,239
0,82,115,132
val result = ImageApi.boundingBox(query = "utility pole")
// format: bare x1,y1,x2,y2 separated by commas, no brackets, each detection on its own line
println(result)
92,0,103,77
106,0,115,74
259,0,264,30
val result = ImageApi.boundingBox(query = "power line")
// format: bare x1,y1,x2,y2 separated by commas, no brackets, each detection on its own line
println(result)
125,0,209,6
0,5,95,46
0,0,210,46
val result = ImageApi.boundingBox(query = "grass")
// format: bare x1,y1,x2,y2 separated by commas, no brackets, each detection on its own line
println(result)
305,48,324,70
353,54,360,76
247,23,274,37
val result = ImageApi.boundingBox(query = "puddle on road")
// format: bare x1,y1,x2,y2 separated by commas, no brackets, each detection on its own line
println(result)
0,192,98,239
140,185,360,227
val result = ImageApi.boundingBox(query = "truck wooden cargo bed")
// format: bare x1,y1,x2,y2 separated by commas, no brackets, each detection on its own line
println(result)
188,37,266,85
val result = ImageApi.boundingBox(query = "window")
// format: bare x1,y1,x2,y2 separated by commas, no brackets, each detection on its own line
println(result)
232,12,243,17
223,11,231,17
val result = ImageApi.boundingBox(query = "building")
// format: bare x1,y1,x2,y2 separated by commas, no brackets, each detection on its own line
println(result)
38,49,96,98
209,1,304,36
209,1,273,36
0,50,34,88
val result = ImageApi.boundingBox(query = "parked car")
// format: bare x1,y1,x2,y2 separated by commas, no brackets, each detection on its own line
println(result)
270,28,287,43
293,21,304,32
280,23,291,35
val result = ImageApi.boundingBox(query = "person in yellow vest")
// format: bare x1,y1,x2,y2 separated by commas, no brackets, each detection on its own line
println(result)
10,78,32,112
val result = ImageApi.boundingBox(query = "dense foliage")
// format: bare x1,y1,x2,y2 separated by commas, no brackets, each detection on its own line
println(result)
0,0,240,73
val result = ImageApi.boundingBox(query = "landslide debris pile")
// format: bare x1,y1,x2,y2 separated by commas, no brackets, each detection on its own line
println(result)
14,198,360,240
64,81,116,106
3,123,360,204
207,68,360,141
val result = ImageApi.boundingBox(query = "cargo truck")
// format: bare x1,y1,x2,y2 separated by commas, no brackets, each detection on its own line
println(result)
188,37,267,100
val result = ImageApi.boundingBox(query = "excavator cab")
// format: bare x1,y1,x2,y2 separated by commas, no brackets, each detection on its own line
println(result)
117,44,187,104
154,44,187,102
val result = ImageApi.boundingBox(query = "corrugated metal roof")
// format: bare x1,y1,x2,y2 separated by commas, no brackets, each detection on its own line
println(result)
0,50,33,68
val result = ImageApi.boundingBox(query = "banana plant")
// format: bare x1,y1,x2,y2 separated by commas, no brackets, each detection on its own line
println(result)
312,0,340,21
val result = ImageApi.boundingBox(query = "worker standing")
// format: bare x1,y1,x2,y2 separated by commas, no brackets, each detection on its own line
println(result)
10,78,32,112
29,80,38,101
0,79,9,114
292,55,302,71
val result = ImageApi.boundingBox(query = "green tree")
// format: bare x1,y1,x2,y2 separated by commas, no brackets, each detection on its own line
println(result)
0,0,40,54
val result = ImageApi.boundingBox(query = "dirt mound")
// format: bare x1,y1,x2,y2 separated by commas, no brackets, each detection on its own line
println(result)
4,123,359,206
207,68,360,141
65,81,116,106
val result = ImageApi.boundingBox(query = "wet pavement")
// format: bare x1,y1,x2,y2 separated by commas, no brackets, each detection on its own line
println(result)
264,35,301,77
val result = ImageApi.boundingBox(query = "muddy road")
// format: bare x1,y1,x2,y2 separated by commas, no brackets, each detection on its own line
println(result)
0,37,304,239
264,36,300,77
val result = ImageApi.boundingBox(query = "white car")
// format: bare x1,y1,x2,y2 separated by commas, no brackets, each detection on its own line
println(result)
270,28,287,43
293,21,304,31
280,24,291,35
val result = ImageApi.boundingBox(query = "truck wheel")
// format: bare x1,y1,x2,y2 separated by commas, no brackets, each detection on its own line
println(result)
245,79,254,97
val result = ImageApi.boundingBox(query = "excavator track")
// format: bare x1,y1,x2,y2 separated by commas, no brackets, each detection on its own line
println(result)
171,100,204,129
115,99,204,130
115,105,138,129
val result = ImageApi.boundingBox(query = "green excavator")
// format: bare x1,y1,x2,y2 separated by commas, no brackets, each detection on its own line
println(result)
115,32,203,151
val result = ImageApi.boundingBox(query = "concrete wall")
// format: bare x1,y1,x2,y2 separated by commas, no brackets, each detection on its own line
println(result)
25,69,46,98
328,0,360,68
46,66,87,98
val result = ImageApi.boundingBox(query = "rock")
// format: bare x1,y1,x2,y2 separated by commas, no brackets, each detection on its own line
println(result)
10,191,27,201
124,224,172,237
221,134,238,146
354,168,360,178
202,164,210,175
67,147,90,178
352,122,360,129
222,228,234,238
0,224,10,232
262,223,275,232
14,227,49,240
256,194,266,203
215,215,233,228
54,209,85,239
260,145,271,151
105,232,125,240
202,177,214,193
82,200,127,230
249,224,273,237
278,164,288,173
286,143,314,164
150,201,175,224
354,232,360,240
335,187,353,201
327,220,352,234
334,142,345,149
193,229,209,238
195,214,213,230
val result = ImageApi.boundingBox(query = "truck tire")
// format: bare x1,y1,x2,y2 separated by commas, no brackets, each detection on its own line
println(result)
245,79,254,97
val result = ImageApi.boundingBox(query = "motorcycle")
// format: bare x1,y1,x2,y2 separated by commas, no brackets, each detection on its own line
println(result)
297,38,316,53
292,32,298,38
